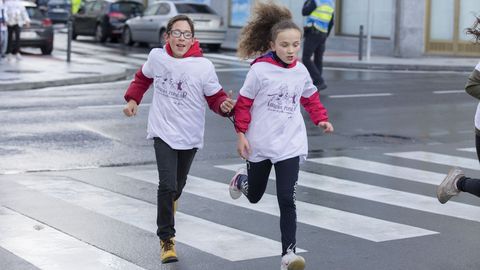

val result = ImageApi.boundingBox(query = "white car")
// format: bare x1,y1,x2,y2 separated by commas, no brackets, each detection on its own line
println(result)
123,0,226,51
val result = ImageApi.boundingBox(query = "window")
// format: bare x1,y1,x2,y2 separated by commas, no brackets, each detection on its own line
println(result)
174,4,216,14
157,3,170,15
338,0,394,38
143,4,159,16
229,0,251,27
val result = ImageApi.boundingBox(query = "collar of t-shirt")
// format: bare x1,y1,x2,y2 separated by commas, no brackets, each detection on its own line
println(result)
165,40,203,58
250,51,297,68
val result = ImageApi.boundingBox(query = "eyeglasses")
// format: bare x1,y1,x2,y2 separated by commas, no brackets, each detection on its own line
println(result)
169,30,193,39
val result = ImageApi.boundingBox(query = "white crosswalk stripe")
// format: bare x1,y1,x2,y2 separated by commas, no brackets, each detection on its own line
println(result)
385,151,479,170
119,171,436,242
13,177,285,262
0,207,145,270
6,146,480,267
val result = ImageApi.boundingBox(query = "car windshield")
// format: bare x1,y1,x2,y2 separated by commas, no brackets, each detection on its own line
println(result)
26,6,46,19
174,3,216,14
110,2,143,15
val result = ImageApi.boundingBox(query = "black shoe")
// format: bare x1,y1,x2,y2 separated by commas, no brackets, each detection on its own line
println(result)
315,83,327,91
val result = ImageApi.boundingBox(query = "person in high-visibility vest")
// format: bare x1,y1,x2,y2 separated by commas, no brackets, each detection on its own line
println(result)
301,0,334,91
71,0,81,15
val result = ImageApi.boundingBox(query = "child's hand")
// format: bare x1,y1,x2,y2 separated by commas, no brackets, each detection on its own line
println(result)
237,133,251,159
123,100,138,117
318,121,334,133
220,90,235,113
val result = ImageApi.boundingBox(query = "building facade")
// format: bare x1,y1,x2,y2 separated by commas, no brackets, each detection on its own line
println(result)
207,0,480,57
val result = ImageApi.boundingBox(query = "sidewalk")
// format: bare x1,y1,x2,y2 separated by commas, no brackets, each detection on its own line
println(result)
0,48,477,91
0,53,128,91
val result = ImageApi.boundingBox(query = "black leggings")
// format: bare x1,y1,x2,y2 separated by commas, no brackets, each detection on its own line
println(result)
457,132,480,197
6,25,20,55
242,156,299,256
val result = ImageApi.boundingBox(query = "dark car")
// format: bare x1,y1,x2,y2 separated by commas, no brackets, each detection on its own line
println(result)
47,0,72,24
20,1,54,55
72,0,143,42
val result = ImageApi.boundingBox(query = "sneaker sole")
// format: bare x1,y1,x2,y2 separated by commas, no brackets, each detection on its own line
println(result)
229,186,242,199
436,168,462,204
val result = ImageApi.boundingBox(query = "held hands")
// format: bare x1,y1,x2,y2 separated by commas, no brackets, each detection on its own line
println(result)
318,121,334,133
220,90,235,114
237,133,251,159
123,100,138,117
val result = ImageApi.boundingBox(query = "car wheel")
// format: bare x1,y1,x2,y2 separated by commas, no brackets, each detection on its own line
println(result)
41,43,53,55
207,44,221,52
95,24,107,43
123,27,134,46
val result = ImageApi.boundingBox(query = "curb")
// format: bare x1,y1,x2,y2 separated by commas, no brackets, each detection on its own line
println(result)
323,61,473,72
0,70,129,91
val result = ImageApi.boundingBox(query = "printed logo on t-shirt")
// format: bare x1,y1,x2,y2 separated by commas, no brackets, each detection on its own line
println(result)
154,71,190,105
267,84,299,116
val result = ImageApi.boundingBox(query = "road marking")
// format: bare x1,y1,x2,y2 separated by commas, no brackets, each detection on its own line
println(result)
219,163,480,224
15,177,284,261
328,93,392,98
385,151,479,170
151,167,440,242
0,207,145,270
309,156,444,185
433,90,464,94
216,68,250,72
77,103,151,110
76,123,121,141
458,147,476,153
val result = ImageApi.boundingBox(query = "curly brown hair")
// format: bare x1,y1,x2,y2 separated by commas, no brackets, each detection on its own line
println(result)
237,1,302,59
466,16,480,42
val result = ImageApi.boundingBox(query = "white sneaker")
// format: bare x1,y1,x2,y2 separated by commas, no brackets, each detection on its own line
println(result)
437,167,464,204
6,53,13,61
15,53,22,60
229,167,247,199
281,249,305,270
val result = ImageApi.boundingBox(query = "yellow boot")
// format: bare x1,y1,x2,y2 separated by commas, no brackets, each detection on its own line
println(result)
160,238,178,263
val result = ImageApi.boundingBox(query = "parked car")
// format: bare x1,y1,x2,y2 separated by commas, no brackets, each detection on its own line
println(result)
47,0,71,23
123,0,226,50
72,0,143,42
20,1,54,55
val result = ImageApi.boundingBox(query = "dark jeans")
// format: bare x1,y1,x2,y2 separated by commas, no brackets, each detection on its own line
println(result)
154,137,197,240
7,25,20,55
242,156,299,256
302,28,327,86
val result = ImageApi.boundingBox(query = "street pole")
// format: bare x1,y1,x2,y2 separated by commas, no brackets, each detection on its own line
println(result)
359,25,364,61
67,17,72,62
366,0,372,61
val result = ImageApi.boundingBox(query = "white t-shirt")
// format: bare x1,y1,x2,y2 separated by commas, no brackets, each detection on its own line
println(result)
240,61,317,163
475,62,480,130
142,48,222,149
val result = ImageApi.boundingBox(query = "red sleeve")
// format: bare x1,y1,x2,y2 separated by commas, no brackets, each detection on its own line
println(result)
234,95,254,133
124,66,153,105
300,92,329,125
204,89,231,117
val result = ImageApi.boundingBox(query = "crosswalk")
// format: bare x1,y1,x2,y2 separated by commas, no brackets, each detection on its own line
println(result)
1,146,480,269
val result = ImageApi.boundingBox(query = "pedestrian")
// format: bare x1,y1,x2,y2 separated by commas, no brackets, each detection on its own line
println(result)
301,0,334,91
4,0,30,61
228,2,333,270
122,14,235,264
0,0,7,60
437,16,480,204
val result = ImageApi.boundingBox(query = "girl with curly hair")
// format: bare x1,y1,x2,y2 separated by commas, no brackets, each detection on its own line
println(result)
228,2,333,270
437,17,480,204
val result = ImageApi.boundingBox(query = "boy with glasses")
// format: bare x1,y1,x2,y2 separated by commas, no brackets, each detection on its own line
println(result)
123,15,235,264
